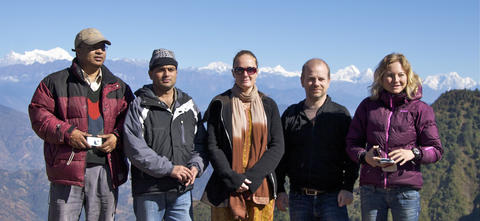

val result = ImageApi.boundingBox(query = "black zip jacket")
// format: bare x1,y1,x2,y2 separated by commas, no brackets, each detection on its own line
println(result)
123,85,207,196
203,89,284,206
275,96,359,193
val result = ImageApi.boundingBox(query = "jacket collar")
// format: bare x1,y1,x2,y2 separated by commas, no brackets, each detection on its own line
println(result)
135,84,191,110
69,58,117,85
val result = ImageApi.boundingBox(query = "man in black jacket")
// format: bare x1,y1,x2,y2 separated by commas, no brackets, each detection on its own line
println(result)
275,58,359,220
123,49,207,221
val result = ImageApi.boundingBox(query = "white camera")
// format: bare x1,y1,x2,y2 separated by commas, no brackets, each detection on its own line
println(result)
86,136,103,147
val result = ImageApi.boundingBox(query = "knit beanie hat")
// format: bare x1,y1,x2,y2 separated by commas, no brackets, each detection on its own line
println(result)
149,48,178,70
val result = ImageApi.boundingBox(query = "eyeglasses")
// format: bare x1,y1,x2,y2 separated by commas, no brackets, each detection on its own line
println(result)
233,67,257,75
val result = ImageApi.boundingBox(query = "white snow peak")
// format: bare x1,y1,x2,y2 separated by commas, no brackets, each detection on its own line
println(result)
259,65,300,77
198,62,231,73
0,47,73,66
423,72,477,91
331,65,373,83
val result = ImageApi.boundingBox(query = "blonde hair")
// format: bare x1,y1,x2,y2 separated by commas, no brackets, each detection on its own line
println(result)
370,53,421,100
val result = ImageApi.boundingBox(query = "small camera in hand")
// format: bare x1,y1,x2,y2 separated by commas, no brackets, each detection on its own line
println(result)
379,158,395,165
86,136,103,147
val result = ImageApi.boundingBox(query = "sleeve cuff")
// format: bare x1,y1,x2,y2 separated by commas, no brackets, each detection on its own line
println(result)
112,129,121,138
64,125,76,144
359,151,367,164
188,162,201,177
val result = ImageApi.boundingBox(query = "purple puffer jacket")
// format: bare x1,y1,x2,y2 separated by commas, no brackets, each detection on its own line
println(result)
346,87,443,189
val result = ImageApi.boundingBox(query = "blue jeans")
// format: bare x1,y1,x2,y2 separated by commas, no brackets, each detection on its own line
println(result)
133,191,192,221
360,185,420,221
288,191,349,221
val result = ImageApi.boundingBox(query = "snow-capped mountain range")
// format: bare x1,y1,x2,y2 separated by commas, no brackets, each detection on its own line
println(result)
0,47,73,66
0,48,478,114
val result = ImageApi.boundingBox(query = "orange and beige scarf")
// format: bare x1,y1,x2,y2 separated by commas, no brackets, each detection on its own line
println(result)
229,84,270,219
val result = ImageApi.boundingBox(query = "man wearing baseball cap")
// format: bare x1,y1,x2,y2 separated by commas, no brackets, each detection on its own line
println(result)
123,48,207,220
29,28,134,220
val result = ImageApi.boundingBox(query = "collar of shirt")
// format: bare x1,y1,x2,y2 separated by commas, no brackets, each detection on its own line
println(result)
82,68,102,91
303,103,319,122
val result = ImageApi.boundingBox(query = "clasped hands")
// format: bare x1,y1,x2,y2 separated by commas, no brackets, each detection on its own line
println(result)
170,165,199,186
236,178,252,193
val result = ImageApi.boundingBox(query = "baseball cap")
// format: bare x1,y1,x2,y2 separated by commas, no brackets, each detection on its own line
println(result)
74,28,111,50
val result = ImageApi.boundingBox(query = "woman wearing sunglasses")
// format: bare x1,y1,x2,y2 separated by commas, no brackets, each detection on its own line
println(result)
202,50,284,220
345,53,443,221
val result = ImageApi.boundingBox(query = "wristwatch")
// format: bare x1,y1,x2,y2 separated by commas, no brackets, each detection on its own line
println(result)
411,147,422,160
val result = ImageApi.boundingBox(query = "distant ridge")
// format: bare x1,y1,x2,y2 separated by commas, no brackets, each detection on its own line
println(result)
0,48,478,114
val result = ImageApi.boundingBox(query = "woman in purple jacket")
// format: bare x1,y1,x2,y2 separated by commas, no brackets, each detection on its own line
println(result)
346,53,443,221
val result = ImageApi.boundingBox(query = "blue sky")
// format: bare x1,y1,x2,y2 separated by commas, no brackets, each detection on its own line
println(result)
1,0,478,81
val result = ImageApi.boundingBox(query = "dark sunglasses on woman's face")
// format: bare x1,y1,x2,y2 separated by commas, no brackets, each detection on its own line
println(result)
233,67,257,75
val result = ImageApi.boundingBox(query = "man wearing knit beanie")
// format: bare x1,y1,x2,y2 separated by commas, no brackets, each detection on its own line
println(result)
123,49,207,220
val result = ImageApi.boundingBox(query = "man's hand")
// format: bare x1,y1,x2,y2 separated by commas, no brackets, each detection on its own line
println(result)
170,165,193,183
68,129,91,149
337,190,353,207
185,166,199,186
276,192,289,211
236,178,252,193
97,134,118,153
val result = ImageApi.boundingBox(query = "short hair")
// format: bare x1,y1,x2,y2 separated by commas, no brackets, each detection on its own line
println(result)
370,53,421,100
301,58,330,79
233,50,258,68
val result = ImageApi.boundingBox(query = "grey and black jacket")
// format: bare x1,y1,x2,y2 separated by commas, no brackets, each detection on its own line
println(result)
203,89,284,206
123,85,207,196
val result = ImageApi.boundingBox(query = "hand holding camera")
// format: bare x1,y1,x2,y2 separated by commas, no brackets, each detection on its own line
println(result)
69,129,92,149
71,131,117,153
366,145,397,170
94,134,118,153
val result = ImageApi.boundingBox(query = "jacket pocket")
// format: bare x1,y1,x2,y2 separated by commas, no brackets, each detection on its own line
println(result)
45,143,58,167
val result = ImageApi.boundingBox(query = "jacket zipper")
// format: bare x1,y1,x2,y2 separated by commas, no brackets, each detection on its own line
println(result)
180,120,186,144
384,95,394,188
270,173,277,199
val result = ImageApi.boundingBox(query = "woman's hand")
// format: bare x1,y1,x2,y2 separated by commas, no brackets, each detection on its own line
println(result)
365,146,382,167
389,149,415,165
236,178,252,192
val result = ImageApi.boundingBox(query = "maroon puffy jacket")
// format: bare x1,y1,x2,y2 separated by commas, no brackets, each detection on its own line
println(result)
29,59,134,188
346,87,443,189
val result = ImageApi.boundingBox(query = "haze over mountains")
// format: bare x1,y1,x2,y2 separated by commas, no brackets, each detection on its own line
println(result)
0,48,477,115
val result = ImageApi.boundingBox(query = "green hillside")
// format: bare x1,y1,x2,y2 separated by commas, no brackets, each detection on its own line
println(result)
420,89,480,220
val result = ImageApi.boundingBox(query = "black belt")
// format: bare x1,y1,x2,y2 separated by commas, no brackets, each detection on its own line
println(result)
296,188,327,196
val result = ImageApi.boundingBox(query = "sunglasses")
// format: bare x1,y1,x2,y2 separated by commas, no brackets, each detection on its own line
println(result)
81,44,108,51
233,67,257,75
